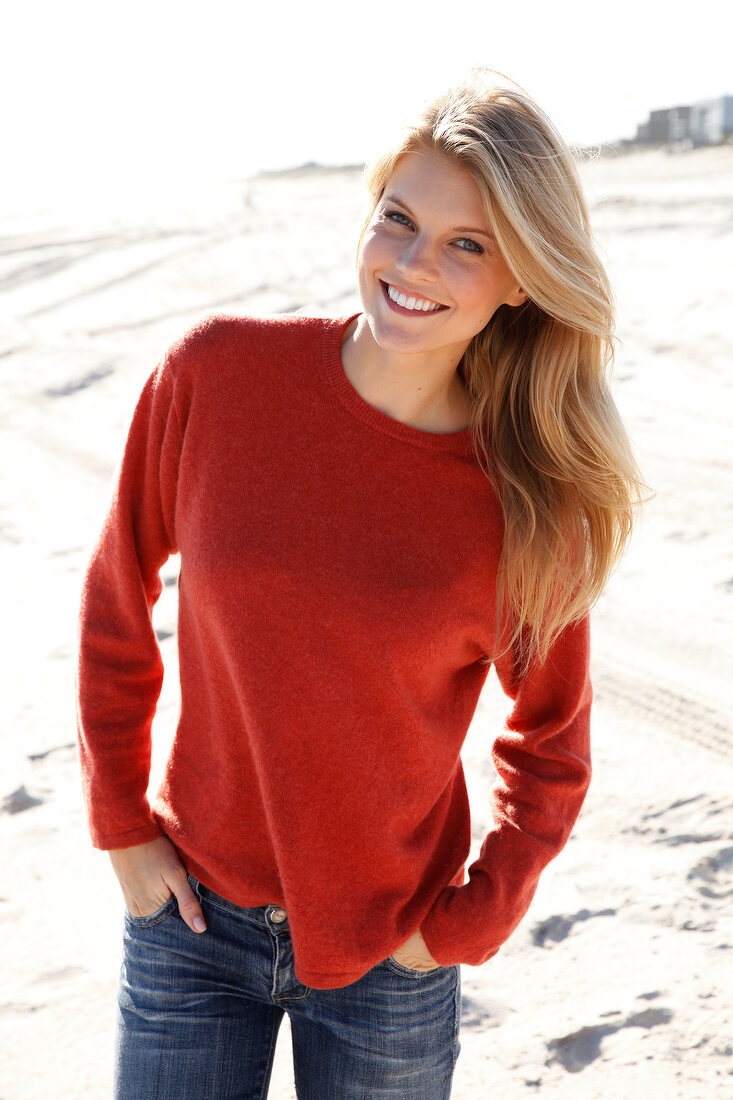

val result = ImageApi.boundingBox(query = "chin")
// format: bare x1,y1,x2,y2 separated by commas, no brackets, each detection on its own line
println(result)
367,316,432,356
362,297,435,353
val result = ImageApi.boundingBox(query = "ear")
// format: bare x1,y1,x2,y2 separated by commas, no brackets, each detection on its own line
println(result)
505,286,529,308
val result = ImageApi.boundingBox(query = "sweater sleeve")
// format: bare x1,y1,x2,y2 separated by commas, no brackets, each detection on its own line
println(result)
420,614,592,966
76,356,183,850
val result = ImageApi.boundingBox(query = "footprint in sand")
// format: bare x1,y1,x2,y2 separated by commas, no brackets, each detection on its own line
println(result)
687,846,733,900
460,994,511,1030
27,743,75,763
623,794,733,846
42,364,114,398
545,1006,674,1073
1,785,45,815
530,907,617,948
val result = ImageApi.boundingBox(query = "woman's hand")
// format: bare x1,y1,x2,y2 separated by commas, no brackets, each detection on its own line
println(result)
108,835,207,934
390,927,441,971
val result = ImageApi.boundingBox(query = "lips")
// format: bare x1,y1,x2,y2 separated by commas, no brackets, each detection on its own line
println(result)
381,281,447,313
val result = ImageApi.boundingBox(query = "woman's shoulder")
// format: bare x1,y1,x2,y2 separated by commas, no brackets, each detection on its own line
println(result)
163,311,335,369
152,312,344,418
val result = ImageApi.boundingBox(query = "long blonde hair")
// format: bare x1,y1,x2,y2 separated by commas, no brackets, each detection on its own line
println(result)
362,71,645,670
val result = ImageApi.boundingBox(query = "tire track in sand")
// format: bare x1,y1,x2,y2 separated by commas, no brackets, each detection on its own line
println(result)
592,661,733,758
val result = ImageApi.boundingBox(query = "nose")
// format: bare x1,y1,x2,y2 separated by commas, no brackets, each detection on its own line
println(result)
394,233,439,283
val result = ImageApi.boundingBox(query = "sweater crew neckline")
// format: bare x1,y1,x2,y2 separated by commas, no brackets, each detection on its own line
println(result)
322,315,474,454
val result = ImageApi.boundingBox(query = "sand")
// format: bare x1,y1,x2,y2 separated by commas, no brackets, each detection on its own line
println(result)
1,145,732,1097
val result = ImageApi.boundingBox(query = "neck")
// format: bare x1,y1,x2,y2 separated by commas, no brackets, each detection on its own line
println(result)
340,316,472,434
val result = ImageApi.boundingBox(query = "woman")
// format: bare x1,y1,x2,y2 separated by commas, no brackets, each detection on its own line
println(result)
77,71,642,1098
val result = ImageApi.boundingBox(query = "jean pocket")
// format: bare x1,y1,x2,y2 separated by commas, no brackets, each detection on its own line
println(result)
384,955,445,978
125,894,178,928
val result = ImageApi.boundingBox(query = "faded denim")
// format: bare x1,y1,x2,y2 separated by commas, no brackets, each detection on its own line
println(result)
115,874,461,1098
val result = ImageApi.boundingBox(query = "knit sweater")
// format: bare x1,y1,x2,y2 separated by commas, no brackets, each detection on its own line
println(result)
77,312,592,990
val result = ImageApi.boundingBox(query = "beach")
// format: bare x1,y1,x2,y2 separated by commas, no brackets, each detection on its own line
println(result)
1,145,732,1097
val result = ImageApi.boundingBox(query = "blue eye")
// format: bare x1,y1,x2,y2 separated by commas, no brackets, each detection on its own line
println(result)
455,238,483,254
384,209,414,229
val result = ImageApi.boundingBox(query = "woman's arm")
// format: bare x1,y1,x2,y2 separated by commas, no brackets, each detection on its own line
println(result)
419,615,592,967
77,353,208,933
77,356,183,850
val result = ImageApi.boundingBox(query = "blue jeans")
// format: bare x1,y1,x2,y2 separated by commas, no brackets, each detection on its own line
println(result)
115,874,462,1098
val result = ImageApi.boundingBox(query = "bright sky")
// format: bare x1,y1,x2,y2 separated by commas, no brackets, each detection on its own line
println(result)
2,0,730,210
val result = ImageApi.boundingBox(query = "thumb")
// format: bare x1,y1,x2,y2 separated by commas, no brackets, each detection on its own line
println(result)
164,867,207,934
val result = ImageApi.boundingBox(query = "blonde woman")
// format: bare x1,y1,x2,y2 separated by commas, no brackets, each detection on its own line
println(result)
77,71,642,1098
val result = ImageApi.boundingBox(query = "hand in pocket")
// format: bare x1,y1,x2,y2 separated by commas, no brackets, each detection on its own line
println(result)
390,926,441,971
109,835,207,934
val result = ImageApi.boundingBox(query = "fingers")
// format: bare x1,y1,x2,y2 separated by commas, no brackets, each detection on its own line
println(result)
391,927,440,970
109,836,207,933
163,863,207,934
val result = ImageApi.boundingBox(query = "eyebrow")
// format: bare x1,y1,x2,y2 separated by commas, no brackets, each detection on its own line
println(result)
383,193,497,242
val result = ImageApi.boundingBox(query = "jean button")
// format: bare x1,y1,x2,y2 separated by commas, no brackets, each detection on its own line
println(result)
270,907,288,923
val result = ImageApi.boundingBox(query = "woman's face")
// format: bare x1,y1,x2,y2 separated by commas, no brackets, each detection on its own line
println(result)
357,149,526,365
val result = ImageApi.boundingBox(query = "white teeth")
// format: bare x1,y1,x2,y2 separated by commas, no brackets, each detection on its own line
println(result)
386,284,442,312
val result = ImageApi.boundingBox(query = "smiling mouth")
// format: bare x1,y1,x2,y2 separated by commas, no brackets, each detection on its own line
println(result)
381,281,447,313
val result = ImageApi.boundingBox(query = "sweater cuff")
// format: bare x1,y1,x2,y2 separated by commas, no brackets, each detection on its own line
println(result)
419,867,539,968
89,818,163,852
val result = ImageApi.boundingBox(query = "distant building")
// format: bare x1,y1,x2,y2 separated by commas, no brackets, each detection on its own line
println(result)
631,95,732,148
689,96,733,144
669,106,692,142
635,106,691,144
634,122,649,144
649,108,673,143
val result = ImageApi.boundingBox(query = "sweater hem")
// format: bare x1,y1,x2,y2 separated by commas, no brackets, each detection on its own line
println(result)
294,963,383,990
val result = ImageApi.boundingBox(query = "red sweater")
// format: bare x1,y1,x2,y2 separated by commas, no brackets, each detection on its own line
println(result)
77,312,592,989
